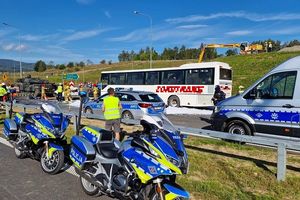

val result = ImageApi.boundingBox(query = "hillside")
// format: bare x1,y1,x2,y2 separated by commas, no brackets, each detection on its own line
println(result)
7,52,300,93
0,59,34,72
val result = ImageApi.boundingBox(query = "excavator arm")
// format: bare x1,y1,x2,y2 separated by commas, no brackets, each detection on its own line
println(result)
198,43,241,63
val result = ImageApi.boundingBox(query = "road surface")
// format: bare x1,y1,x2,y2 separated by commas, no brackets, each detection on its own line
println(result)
0,141,113,200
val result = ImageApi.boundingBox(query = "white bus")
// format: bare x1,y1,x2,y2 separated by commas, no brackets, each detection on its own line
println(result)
100,62,232,107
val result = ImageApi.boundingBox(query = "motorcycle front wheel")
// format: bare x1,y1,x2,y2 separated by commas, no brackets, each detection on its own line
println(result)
148,187,184,200
40,150,64,175
80,175,101,196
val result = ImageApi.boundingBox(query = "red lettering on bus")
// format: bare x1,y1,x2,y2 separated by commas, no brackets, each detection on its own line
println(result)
156,86,204,94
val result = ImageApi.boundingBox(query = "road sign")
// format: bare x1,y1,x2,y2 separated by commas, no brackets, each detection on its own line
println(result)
2,74,8,81
63,73,79,80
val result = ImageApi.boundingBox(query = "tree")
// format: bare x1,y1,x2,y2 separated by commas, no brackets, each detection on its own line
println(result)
287,39,300,47
86,59,93,65
225,49,238,56
79,61,85,67
47,61,55,68
100,59,106,64
108,60,112,65
67,62,74,68
34,60,47,72
58,64,66,70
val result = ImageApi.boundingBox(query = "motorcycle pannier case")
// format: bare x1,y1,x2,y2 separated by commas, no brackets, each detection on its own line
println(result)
81,126,113,144
70,136,96,169
3,119,18,139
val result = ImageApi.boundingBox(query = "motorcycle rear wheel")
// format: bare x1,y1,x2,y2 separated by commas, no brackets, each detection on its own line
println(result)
40,150,64,175
80,175,101,196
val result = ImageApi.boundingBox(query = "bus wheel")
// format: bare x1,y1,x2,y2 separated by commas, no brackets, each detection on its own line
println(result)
168,96,180,107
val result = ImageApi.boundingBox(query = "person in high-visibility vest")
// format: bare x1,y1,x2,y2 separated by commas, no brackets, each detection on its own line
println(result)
102,88,122,140
0,83,7,102
56,83,63,101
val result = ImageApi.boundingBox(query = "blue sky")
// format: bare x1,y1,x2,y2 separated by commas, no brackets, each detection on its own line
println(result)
1,0,300,64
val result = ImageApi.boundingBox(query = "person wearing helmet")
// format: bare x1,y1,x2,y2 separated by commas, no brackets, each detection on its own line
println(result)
238,85,245,94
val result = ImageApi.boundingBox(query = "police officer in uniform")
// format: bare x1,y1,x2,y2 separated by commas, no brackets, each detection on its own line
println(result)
56,83,63,101
102,88,122,141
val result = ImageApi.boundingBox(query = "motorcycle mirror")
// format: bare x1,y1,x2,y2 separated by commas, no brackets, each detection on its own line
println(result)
131,137,149,152
180,134,188,140
79,91,87,97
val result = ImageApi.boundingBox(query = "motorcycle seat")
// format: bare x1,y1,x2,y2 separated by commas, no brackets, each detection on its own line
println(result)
96,142,119,159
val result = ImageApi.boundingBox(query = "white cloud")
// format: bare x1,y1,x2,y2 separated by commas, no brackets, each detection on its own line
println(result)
20,34,58,41
176,24,208,29
166,11,300,24
15,44,27,51
2,43,28,51
109,30,145,42
271,27,300,35
62,28,112,42
226,30,252,36
2,43,16,51
76,0,94,5
109,25,212,44
104,11,111,19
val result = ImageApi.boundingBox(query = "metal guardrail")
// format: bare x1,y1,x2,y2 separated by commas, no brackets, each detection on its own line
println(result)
2,102,299,181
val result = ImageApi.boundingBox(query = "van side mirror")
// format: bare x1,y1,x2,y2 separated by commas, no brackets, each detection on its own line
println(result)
249,89,257,97
245,88,257,99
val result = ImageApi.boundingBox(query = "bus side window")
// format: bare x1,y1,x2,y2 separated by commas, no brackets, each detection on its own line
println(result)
145,71,159,85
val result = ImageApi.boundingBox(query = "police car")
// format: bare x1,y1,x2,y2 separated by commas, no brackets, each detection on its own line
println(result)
83,90,165,120
211,56,300,139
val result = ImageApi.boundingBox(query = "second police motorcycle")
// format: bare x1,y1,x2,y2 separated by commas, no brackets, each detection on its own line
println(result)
69,92,190,199
3,100,70,175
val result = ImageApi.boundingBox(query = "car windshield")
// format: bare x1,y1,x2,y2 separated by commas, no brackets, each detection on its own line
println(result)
139,94,162,102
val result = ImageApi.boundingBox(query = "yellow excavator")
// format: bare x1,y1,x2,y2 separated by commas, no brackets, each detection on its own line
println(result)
198,42,264,62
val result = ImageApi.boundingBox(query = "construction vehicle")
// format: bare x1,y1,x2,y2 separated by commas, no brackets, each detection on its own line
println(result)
198,42,264,62
15,75,56,98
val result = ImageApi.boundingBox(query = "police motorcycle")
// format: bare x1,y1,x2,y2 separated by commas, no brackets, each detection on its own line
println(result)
69,92,190,199
3,102,70,174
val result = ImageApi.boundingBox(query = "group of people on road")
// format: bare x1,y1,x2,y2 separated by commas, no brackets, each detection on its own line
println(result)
0,82,18,102
53,81,100,103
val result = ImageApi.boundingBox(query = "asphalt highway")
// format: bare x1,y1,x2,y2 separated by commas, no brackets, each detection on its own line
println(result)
0,139,113,200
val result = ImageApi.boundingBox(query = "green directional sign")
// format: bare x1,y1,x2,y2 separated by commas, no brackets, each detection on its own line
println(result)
63,73,79,80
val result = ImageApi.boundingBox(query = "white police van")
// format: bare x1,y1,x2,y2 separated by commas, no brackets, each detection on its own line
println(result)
211,56,300,139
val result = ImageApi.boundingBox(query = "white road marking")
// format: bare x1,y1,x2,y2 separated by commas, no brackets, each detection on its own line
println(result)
0,137,79,177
